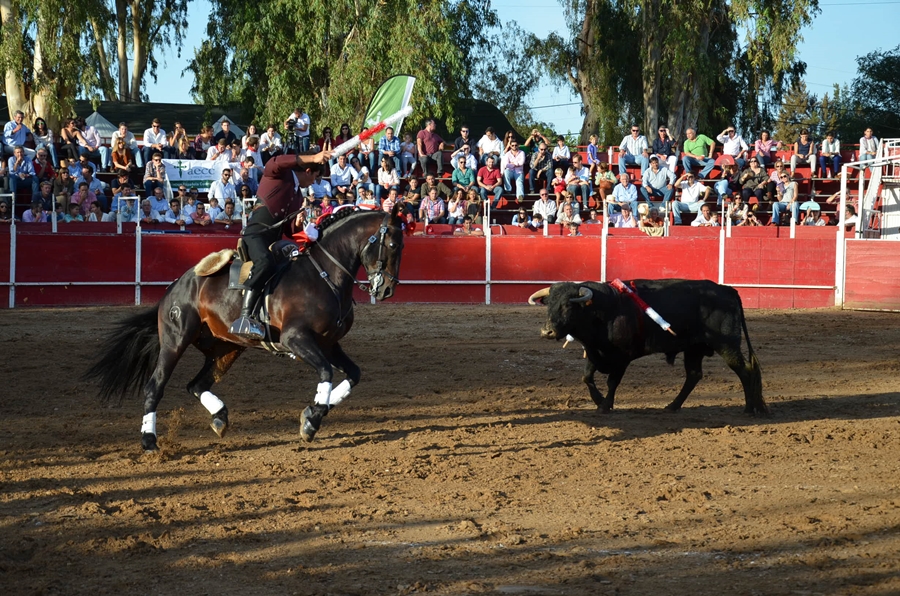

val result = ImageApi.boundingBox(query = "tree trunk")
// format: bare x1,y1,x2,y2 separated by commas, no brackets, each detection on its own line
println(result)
90,17,117,101
129,0,147,102
0,0,30,120
116,0,129,100
684,12,711,131
575,0,599,144
642,0,661,139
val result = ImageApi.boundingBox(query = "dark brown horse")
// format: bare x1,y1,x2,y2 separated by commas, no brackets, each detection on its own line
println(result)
86,206,405,451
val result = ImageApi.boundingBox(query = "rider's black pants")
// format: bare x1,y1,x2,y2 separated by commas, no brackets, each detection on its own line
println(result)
242,206,281,292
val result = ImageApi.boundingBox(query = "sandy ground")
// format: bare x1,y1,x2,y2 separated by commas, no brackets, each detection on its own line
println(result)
1,304,899,596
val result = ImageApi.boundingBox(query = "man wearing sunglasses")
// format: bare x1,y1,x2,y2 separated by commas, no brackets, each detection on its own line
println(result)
618,125,650,175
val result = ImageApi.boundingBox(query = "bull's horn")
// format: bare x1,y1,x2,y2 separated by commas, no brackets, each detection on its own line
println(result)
528,287,551,305
569,286,593,304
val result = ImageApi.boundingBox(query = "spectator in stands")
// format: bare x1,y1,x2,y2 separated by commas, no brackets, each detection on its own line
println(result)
376,126,402,174
551,136,571,176
165,198,191,226
214,120,237,148
819,132,841,179
84,200,104,222
641,156,675,209
532,189,557,224
209,167,237,205
652,126,678,171
739,159,768,204
21,199,47,222
452,155,476,194
381,187,400,214
714,163,740,205
608,173,638,217
565,154,592,206
149,186,168,214
566,220,583,236
259,125,283,164
550,167,567,204
335,123,356,161
691,204,719,227
476,155,503,209
512,207,530,226
32,180,55,212
32,118,57,167
618,124,649,175
465,188,482,223
193,126,214,159
72,181,97,215
0,200,13,223
453,124,475,155
3,110,34,156
330,154,358,202
772,171,799,225
53,166,74,203
476,127,503,168
227,140,242,163
233,167,259,197
317,126,334,155
357,135,377,172
137,198,161,224
454,215,484,236
610,203,637,228
375,156,400,203
205,196,222,220
142,152,167,198
8,145,38,196
753,130,780,168
843,205,858,231
672,172,711,224
449,142,478,172
33,148,55,183
404,176,421,214
111,170,134,197
501,139,526,204
639,205,665,231
726,196,751,226
308,171,333,204
111,139,137,173
790,129,816,177
558,190,581,218
556,202,582,226
351,156,373,197
501,130,516,154
171,122,191,159
528,142,552,193
142,119,169,165
421,172,452,201
582,209,600,225
594,162,616,203
58,118,82,162
586,134,601,177
446,189,468,225
241,125,258,150
802,205,825,226
681,128,716,178
766,160,787,202
189,201,211,226
716,126,749,170
859,127,878,167
111,122,143,168
284,107,311,152
399,132,417,178
523,129,550,154
207,138,229,162
216,200,239,227
73,153,97,177
417,119,446,177
110,180,136,214
115,192,138,223
419,187,446,223
353,187,374,207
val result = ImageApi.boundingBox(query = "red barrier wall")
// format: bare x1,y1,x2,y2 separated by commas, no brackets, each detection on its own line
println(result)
2,226,842,309
844,240,900,311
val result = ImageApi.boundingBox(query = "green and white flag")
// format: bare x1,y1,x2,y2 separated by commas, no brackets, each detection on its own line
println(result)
362,75,416,145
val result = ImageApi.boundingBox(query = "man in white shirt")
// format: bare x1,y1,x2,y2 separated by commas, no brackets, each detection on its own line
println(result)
672,172,712,225
618,125,649,175
149,187,169,214
111,122,143,167
450,142,478,171
641,156,675,209
329,154,359,201
476,127,503,166
858,127,879,168
691,204,720,227
818,131,841,178
259,125,283,163
79,121,111,171
716,126,749,170
209,168,237,203
142,118,169,164
308,173,333,203
207,139,231,162
532,189,557,224
500,140,525,202
284,108,311,152
164,198,192,226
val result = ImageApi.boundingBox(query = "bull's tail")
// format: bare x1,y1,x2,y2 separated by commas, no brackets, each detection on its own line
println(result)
738,299,767,414
83,306,161,402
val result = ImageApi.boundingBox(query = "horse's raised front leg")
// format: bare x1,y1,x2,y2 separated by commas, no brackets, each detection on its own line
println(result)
281,329,334,442
188,338,245,439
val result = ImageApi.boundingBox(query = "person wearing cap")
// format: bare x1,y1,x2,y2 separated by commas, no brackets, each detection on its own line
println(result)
611,203,638,228
641,156,674,209
21,199,47,222
608,172,638,217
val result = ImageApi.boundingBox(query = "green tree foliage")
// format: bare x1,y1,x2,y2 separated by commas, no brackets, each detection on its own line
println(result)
188,0,499,134
773,77,817,142
851,45,900,138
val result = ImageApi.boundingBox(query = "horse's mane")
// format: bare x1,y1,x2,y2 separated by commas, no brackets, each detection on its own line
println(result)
317,207,380,238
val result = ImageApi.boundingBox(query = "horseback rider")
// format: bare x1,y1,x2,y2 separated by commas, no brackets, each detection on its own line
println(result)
229,150,332,339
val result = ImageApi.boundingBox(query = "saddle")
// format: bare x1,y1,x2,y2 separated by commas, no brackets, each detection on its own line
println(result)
191,239,300,289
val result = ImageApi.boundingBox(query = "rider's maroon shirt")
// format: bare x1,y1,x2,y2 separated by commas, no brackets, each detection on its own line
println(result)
257,154,304,220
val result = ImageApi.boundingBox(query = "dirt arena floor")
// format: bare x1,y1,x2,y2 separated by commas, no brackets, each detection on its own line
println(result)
2,304,900,595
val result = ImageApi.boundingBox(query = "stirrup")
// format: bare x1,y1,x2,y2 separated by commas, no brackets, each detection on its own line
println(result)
229,315,265,340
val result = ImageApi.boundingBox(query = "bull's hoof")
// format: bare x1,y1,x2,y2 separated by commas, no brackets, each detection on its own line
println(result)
664,403,681,412
300,404,330,443
210,407,229,438
745,403,771,417
598,405,614,415
141,432,158,452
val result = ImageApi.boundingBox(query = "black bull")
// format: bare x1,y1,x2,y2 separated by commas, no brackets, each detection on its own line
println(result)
529,279,768,415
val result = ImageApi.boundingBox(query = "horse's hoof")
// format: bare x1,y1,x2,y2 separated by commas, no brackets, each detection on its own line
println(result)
664,403,681,412
141,432,158,452
210,418,228,438
300,404,328,443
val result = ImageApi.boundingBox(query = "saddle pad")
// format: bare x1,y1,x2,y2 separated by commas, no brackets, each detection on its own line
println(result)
194,249,237,277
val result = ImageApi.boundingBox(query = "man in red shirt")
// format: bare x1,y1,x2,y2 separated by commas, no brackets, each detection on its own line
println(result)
416,119,446,177
477,156,503,208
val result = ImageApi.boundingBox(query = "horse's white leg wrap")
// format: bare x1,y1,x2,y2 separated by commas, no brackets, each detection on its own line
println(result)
313,382,333,406
141,412,157,435
200,390,226,415
328,380,352,407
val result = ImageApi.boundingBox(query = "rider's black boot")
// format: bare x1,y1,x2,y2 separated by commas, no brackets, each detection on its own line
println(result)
229,288,265,339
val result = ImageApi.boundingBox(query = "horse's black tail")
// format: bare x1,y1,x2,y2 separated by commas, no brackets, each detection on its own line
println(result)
84,306,160,402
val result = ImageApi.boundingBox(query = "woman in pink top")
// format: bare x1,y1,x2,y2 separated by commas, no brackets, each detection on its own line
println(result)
754,130,781,168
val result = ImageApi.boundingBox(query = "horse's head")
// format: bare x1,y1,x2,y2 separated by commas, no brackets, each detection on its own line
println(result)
360,205,405,300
